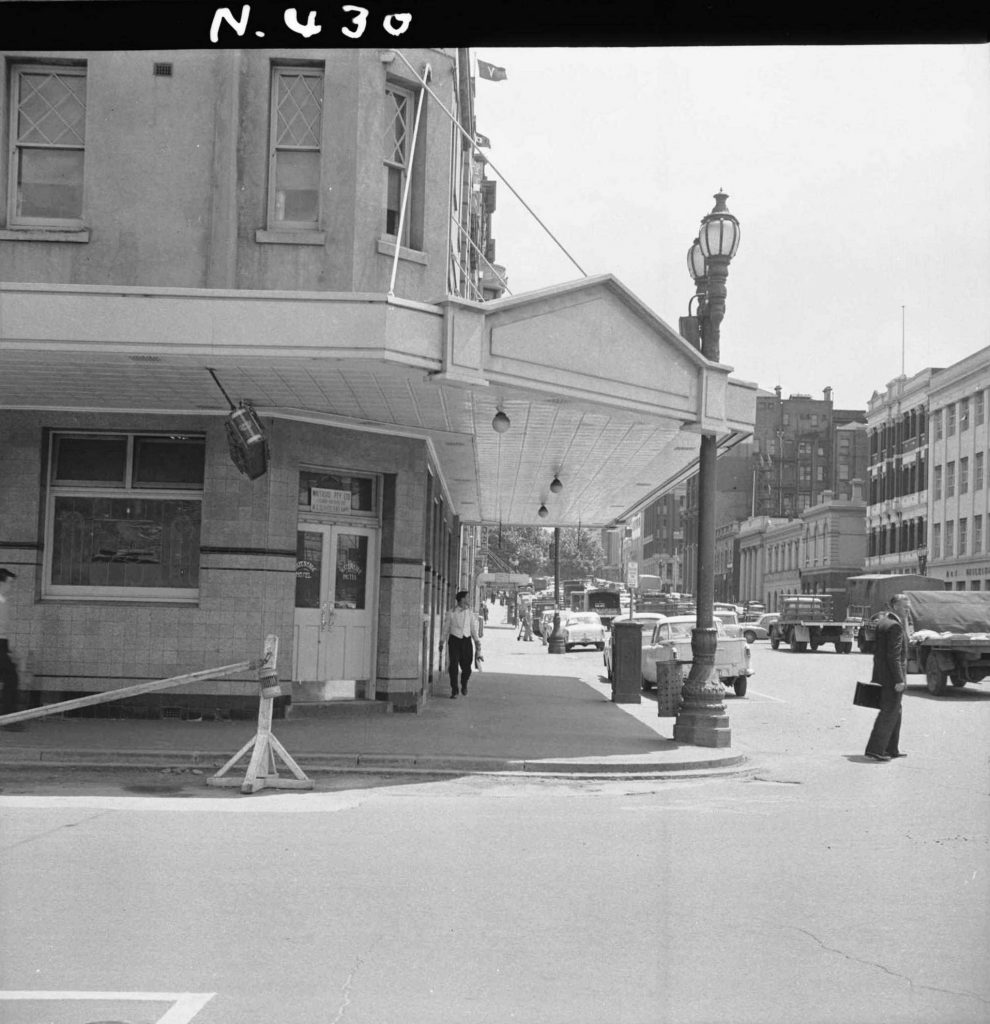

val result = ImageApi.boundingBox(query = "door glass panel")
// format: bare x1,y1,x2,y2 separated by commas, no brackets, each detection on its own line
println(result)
295,530,323,608
334,533,368,609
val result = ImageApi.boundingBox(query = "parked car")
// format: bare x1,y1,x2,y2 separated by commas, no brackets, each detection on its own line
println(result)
713,609,744,638
641,615,753,696
562,612,606,651
602,613,667,680
742,612,779,644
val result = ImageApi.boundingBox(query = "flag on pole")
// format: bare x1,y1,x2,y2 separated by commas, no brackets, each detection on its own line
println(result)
477,59,507,82
474,132,491,148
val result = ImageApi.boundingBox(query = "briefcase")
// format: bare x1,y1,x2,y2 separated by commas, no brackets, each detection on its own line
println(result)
853,681,883,709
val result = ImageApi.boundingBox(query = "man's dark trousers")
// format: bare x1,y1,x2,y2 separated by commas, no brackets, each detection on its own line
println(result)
0,640,19,717
865,686,902,757
447,635,473,695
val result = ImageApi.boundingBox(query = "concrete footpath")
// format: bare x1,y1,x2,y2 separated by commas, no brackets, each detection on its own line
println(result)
0,616,748,779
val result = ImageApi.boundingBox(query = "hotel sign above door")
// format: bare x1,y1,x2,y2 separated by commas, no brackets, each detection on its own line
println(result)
310,488,353,514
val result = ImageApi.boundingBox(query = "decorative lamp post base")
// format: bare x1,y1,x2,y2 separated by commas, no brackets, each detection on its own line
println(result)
548,610,567,654
673,626,731,748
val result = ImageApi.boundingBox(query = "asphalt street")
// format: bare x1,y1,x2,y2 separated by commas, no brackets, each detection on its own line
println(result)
1,640,988,1024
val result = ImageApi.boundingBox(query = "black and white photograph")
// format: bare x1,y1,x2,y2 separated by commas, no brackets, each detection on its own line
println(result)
1,5,988,1023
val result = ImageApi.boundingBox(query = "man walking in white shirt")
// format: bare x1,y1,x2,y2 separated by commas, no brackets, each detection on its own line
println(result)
440,589,481,698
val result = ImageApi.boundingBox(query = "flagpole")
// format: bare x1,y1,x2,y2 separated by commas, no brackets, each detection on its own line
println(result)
392,49,588,278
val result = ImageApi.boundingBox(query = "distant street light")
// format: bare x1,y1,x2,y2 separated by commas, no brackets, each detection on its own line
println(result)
675,191,741,748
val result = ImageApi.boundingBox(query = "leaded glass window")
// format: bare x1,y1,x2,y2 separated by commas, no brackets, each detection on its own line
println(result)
269,67,324,229
9,65,86,226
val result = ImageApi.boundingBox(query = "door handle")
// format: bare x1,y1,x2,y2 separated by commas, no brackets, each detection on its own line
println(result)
320,603,329,631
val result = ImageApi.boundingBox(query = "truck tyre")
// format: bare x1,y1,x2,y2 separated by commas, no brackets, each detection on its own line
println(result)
770,637,780,650
926,658,947,696
595,642,605,651
838,642,852,654
810,641,820,651
950,673,967,688
732,675,748,697
744,629,757,644
791,640,808,653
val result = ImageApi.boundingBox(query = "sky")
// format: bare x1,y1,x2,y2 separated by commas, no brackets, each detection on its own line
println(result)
469,45,990,413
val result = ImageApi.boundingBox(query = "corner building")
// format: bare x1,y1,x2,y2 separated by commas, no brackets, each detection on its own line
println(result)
0,47,756,717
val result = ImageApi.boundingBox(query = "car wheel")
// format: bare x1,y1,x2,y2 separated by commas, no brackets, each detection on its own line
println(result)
770,637,780,650
595,642,605,651
925,657,947,695
744,630,756,644
564,643,573,652
733,675,748,697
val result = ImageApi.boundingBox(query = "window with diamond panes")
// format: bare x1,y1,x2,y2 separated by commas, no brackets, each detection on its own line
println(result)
384,84,412,241
268,67,323,229
8,65,86,226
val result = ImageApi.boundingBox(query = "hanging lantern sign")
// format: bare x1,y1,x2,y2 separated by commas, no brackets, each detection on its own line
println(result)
225,404,269,480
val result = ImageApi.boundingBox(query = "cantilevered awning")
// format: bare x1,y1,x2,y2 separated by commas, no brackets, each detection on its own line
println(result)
0,274,755,527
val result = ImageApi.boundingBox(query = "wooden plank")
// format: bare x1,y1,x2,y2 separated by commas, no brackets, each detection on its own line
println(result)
0,661,253,725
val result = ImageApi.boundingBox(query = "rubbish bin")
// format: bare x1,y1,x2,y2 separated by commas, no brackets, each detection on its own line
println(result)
611,619,643,704
656,660,684,718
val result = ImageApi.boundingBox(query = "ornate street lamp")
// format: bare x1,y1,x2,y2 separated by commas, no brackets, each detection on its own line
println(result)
674,191,741,748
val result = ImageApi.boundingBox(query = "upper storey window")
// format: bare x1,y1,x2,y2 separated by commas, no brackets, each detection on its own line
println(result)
383,81,424,250
8,64,86,228
268,67,324,230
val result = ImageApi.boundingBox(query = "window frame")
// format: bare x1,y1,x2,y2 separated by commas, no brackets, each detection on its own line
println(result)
946,461,955,498
382,79,424,250
266,64,325,232
960,456,969,495
7,62,87,229
946,404,956,436
43,430,206,602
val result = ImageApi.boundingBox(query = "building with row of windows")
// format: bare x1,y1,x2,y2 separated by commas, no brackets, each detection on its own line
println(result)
864,347,990,590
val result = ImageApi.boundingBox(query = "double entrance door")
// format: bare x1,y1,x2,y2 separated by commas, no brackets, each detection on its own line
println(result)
293,523,377,693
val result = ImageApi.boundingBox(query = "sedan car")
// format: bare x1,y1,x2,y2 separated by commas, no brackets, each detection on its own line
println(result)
602,613,667,680
641,615,753,696
714,609,744,638
562,612,606,651
742,612,779,644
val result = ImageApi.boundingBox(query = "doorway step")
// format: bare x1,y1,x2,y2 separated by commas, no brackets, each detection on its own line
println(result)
287,680,392,717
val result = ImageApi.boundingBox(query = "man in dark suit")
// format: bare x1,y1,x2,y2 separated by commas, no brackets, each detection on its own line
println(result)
865,593,913,762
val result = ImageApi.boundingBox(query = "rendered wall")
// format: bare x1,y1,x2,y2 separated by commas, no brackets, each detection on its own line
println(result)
0,409,433,714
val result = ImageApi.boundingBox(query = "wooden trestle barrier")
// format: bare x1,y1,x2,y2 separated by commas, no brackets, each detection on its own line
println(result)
207,635,313,794
0,634,312,796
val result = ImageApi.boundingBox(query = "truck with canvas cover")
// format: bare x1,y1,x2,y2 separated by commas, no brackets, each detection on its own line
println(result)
770,594,857,653
847,573,945,652
903,590,990,695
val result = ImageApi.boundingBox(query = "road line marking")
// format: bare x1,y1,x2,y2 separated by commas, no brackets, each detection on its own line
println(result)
743,689,787,703
0,991,215,1023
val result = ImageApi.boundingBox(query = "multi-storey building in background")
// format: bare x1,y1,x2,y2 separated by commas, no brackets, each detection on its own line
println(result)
641,485,686,589
927,346,990,589
864,368,934,575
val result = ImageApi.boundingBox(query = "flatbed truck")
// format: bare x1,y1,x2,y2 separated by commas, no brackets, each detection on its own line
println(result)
769,595,857,653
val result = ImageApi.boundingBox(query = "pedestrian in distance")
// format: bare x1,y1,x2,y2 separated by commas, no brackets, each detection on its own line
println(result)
440,589,481,698
865,592,913,762
0,568,24,730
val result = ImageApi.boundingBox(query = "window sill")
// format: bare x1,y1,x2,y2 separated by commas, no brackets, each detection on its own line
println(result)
255,229,326,246
377,237,428,265
0,227,91,243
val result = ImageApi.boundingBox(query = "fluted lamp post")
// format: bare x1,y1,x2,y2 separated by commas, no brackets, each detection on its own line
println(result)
674,191,741,748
